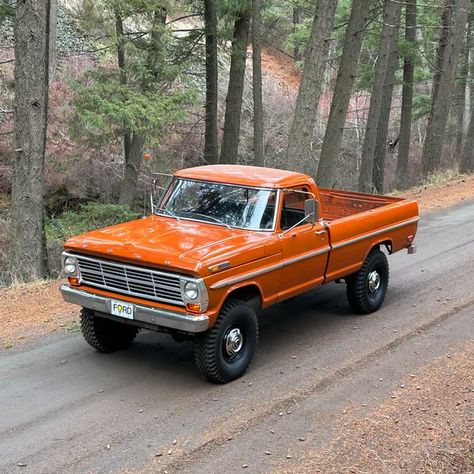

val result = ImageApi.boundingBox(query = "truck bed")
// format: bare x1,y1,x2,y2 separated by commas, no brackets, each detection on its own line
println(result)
318,188,419,283
319,188,404,221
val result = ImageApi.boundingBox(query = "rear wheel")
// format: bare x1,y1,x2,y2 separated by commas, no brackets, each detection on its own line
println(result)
80,308,139,353
346,248,389,314
194,299,258,384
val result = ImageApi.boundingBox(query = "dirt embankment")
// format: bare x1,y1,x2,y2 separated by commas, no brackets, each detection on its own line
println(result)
261,48,301,91
396,174,474,213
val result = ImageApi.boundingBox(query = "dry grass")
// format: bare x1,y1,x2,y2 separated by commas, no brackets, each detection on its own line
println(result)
291,342,474,474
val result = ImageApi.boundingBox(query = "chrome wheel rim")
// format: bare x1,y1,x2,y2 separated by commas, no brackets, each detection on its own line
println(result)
368,270,381,295
224,327,244,359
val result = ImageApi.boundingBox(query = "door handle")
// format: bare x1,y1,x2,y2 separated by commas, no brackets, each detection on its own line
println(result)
315,229,326,235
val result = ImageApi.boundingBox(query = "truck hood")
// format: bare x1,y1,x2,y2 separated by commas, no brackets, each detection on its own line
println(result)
64,215,276,276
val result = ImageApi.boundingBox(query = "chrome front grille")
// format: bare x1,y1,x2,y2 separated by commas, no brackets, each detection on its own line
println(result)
75,254,184,306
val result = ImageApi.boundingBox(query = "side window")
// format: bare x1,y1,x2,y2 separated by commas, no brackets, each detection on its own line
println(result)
280,188,310,230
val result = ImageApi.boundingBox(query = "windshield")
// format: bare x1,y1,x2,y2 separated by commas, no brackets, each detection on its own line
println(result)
157,179,278,231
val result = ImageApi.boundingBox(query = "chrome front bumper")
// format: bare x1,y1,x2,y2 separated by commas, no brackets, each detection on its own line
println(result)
60,284,209,333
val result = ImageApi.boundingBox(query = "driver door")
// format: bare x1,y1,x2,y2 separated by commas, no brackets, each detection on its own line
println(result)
277,188,330,301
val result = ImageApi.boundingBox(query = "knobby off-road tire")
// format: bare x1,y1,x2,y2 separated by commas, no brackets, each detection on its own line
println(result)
80,308,139,353
194,299,258,384
346,248,389,314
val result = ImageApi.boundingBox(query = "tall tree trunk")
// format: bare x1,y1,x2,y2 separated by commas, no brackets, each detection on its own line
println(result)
421,0,469,176
460,104,474,173
115,11,126,86
396,0,417,190
359,0,402,192
220,8,251,164
114,9,132,203
372,11,401,193
293,6,302,62
9,0,50,282
252,0,264,166
118,8,166,207
118,133,145,207
286,0,338,173
49,0,57,82
453,28,469,158
204,0,218,164
460,9,474,173
316,0,370,188
470,8,474,124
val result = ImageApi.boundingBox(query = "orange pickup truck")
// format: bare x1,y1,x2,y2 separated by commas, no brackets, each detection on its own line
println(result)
60,165,419,383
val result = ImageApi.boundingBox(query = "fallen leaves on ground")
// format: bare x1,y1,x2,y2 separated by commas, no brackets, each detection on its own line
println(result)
0,279,77,349
292,342,474,473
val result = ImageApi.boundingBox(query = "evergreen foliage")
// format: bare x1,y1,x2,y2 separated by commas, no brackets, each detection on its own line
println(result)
46,202,141,240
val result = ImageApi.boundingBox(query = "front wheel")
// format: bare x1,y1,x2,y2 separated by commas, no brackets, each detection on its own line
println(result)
80,308,139,353
194,299,258,384
346,248,389,314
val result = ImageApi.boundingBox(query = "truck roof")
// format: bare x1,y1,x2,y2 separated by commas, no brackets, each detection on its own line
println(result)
174,165,313,189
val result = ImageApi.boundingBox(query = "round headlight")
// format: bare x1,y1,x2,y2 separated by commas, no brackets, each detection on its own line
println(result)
64,256,77,275
184,281,199,300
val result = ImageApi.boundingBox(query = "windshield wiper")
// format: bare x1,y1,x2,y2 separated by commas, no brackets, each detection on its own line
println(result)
154,207,181,221
186,212,231,229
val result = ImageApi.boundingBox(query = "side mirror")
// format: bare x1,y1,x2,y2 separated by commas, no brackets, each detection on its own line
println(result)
304,199,318,225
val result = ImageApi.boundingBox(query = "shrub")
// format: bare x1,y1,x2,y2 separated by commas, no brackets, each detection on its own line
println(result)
46,202,142,241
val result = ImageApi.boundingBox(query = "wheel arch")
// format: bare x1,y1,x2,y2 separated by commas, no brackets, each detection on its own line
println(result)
221,283,263,313
365,239,393,260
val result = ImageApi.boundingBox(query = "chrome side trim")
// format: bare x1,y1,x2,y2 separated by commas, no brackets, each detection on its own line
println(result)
210,262,284,290
283,247,330,266
60,284,209,333
210,247,330,290
331,217,420,251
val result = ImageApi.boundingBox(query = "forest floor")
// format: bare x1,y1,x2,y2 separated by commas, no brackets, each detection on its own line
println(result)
288,341,474,474
1,172,473,350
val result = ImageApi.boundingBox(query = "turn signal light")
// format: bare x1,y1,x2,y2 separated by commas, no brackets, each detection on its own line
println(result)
186,303,203,314
68,276,80,286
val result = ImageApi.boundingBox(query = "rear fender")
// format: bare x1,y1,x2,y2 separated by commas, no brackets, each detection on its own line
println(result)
363,239,393,261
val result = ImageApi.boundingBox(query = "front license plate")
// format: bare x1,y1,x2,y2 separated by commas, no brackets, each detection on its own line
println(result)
111,300,134,319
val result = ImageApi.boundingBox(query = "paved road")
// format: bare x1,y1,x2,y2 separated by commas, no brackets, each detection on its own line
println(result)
1,201,473,474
